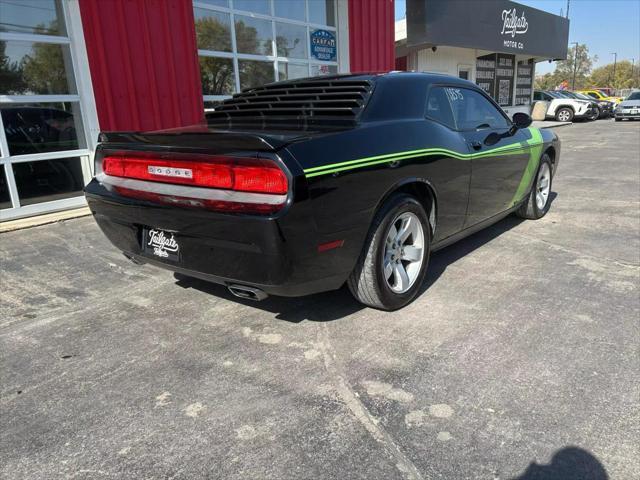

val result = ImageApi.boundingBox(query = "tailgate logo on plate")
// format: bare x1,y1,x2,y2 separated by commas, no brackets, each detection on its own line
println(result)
147,229,179,259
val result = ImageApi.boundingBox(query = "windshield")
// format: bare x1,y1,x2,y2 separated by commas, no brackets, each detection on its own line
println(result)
626,92,640,101
574,92,593,101
546,91,564,99
586,91,605,99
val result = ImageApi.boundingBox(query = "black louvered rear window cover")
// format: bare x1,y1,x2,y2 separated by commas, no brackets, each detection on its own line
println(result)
206,78,374,129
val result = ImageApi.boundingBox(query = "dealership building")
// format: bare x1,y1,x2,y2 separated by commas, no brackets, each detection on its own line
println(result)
395,0,569,116
0,0,567,222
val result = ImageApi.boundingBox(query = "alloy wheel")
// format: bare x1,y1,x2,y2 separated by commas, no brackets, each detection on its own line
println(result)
383,212,425,294
536,162,551,210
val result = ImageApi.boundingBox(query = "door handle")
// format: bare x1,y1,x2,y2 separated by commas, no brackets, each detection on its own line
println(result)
470,141,482,151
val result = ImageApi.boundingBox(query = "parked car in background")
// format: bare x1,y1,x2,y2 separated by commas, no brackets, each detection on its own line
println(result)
85,73,561,310
554,91,614,119
614,91,640,121
577,89,623,105
533,90,598,122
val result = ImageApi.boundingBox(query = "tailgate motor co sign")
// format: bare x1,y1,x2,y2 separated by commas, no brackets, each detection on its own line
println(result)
310,29,336,61
501,8,528,50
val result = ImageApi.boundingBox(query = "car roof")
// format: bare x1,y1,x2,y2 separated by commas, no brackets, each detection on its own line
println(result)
259,71,478,90
248,71,484,123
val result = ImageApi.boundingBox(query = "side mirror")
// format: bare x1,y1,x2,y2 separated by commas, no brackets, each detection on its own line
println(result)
512,112,532,129
484,131,501,146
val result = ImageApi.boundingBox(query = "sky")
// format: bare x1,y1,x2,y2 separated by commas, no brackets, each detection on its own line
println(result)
394,0,640,75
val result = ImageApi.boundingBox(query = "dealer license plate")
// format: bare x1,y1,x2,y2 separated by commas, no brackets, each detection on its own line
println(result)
142,228,180,261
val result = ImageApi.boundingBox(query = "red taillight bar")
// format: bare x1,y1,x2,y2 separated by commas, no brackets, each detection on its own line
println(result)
102,155,288,195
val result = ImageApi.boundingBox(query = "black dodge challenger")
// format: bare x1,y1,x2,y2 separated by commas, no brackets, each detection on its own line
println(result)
85,72,560,310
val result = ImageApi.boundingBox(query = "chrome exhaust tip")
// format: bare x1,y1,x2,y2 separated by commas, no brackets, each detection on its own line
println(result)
227,284,268,301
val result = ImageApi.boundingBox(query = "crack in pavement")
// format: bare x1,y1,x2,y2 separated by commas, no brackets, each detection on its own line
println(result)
316,323,426,480
507,230,640,270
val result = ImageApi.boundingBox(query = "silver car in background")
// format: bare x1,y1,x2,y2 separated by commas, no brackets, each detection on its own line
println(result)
615,91,640,121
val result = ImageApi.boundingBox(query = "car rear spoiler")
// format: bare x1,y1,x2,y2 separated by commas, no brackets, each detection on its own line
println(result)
97,126,302,154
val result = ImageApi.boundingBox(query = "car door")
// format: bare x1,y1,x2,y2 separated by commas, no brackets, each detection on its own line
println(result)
445,87,532,227
423,86,473,240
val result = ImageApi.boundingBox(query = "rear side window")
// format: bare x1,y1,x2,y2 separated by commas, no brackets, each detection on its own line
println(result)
426,87,456,130
446,87,510,130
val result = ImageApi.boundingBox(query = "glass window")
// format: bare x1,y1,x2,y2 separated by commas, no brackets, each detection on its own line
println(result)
309,0,335,26
199,57,235,95
12,157,85,206
197,0,229,7
239,59,274,90
234,15,273,56
274,0,306,21
233,0,271,15
194,8,232,52
1,103,86,156
0,0,66,36
0,41,77,95
426,87,456,130
446,88,510,130
278,62,308,80
0,165,11,209
276,22,307,59
310,64,337,76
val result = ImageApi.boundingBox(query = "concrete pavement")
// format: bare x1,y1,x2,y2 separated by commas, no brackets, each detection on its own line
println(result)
1,119,638,480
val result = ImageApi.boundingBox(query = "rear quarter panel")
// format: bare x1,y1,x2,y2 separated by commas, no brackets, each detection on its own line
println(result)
287,119,472,246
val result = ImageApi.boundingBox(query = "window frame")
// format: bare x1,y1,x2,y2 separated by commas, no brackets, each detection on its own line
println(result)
0,0,98,221
194,0,339,103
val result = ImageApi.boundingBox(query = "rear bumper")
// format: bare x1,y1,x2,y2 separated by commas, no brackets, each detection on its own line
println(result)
85,179,357,297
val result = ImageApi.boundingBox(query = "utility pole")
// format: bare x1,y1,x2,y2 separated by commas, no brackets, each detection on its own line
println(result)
611,52,618,88
632,58,635,85
571,42,579,90
566,0,570,18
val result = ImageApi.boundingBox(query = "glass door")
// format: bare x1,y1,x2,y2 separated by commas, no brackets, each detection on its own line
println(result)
0,0,96,221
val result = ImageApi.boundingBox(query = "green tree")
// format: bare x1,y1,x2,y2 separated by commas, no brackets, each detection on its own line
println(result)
534,72,560,90
0,42,25,94
195,16,235,95
20,42,70,94
196,16,276,94
588,61,639,89
534,44,596,90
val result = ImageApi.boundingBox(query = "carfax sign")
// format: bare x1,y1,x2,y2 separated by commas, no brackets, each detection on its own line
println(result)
310,29,337,61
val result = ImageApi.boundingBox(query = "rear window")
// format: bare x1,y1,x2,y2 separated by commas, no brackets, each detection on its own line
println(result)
206,78,374,131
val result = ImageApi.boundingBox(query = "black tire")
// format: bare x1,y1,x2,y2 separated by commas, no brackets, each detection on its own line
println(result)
555,107,574,122
516,154,553,220
347,193,431,311
615,118,622,122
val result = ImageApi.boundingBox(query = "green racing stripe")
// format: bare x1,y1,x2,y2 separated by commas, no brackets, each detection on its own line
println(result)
303,127,545,179
510,127,544,206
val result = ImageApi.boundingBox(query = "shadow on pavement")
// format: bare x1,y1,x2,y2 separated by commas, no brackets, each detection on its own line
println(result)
511,446,608,480
175,193,557,323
